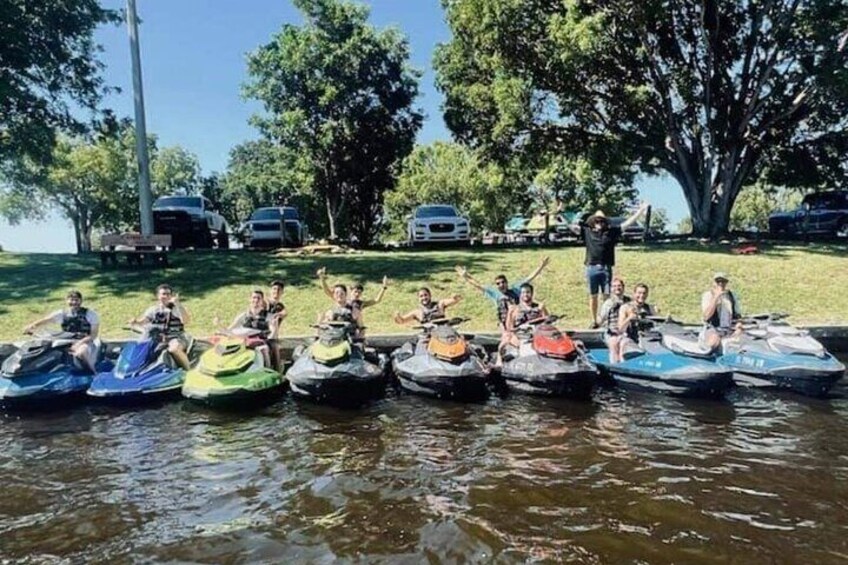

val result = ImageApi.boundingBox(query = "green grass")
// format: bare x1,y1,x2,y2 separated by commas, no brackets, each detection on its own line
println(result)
0,242,845,341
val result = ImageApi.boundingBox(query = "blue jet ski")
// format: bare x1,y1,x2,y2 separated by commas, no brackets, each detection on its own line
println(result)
716,313,845,396
0,331,105,408
588,319,734,398
88,324,197,403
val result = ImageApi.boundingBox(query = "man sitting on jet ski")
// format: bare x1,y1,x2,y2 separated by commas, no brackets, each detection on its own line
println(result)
266,280,287,369
497,283,550,365
614,283,656,363
318,282,365,335
597,277,631,363
317,267,388,338
700,272,742,352
393,288,462,325
128,284,192,370
222,288,278,368
23,289,101,373
455,256,550,330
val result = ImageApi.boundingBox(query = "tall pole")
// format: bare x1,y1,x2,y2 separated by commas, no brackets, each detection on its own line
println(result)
127,0,153,236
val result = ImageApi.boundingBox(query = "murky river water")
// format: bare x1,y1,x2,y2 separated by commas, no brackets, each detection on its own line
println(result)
2,365,848,563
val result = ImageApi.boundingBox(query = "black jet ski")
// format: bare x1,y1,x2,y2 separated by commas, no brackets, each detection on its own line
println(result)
391,317,489,401
499,316,597,399
285,321,387,406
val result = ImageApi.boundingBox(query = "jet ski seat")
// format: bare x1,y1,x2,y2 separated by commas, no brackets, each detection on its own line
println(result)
662,334,715,359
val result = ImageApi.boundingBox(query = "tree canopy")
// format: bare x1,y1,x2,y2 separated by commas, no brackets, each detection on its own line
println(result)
435,0,848,238
0,0,121,170
243,0,422,244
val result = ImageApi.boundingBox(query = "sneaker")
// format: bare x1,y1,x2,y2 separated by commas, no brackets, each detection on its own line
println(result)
589,321,599,329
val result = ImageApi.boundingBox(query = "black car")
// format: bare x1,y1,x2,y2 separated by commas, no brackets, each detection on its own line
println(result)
768,191,848,238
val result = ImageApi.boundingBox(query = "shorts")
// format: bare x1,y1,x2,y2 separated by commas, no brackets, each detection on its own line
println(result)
585,264,612,295
166,333,192,351
698,326,730,346
602,330,618,347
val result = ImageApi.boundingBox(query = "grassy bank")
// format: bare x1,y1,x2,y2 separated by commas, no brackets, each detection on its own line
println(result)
0,243,845,341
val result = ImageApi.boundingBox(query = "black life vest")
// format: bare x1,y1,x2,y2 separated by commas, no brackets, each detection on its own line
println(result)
242,308,269,333
149,306,185,338
496,288,520,326
513,302,542,327
61,308,92,336
707,291,739,329
267,300,285,316
348,298,364,316
330,306,355,325
604,296,630,331
419,301,445,323
624,302,654,341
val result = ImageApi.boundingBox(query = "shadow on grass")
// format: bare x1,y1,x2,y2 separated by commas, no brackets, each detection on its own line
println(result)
0,248,499,308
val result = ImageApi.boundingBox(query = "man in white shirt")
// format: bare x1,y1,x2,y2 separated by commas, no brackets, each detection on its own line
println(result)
23,289,101,372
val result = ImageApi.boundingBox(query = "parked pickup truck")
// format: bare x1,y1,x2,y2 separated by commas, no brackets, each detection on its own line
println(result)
152,195,230,249
239,206,308,248
768,191,848,238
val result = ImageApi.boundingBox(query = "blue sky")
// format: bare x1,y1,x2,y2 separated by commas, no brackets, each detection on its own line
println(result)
0,0,685,252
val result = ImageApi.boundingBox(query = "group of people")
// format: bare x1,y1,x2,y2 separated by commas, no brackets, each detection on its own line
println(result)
22,203,744,371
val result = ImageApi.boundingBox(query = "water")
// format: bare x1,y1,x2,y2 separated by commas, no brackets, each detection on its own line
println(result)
2,372,848,563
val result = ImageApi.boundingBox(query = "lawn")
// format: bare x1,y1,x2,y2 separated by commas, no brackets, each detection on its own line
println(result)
0,242,845,342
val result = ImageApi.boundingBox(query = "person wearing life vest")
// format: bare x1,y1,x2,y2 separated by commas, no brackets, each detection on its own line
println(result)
614,283,657,363
225,288,274,368
317,267,387,338
597,277,631,362
455,256,550,330
23,289,101,373
264,279,287,371
128,284,192,370
496,283,550,365
700,272,742,351
393,287,462,325
319,283,364,336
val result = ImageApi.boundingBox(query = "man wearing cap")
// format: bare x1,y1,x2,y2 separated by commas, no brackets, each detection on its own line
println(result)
23,289,101,373
700,272,742,351
582,202,650,328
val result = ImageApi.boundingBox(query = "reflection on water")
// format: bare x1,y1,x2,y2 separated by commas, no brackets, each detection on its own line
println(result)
1,372,848,562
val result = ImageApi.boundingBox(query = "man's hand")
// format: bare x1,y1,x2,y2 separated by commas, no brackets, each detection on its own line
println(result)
316,267,327,279
393,311,403,324
455,265,468,278
540,256,550,268
382,275,389,287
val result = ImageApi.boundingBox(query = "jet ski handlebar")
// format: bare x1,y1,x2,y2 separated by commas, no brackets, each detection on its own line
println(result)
413,317,469,330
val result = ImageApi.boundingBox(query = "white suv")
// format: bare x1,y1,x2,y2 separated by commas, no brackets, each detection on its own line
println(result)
407,204,470,246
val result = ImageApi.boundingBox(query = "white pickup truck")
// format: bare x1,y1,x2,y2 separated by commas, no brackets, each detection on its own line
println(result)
152,195,230,249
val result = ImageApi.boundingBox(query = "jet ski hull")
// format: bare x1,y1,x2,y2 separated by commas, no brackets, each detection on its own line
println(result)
286,356,386,406
87,365,185,403
588,348,734,399
0,370,92,408
182,368,285,409
391,343,489,402
500,352,596,399
719,351,845,397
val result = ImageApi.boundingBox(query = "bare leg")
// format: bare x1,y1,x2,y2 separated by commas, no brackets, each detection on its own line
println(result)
168,339,191,370
589,294,599,327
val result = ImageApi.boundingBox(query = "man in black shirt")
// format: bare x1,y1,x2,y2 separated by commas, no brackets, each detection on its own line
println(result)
583,203,649,328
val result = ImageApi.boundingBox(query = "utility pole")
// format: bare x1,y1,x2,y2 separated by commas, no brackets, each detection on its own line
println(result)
127,0,153,236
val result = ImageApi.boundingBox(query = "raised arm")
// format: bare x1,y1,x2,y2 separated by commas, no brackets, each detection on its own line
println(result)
621,202,650,230
23,313,58,334
439,294,463,310
317,267,334,299
361,276,388,308
524,256,551,284
617,303,637,333
455,265,486,293
393,309,420,325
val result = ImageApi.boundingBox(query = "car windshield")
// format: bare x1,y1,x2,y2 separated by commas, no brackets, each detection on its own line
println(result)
281,207,300,220
804,193,843,210
250,209,282,221
153,197,201,209
416,206,458,218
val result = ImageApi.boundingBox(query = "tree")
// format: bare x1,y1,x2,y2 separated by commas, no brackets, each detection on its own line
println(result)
0,0,121,169
0,123,205,252
676,216,693,235
386,142,527,240
434,0,848,238
151,146,200,196
730,184,803,231
649,207,670,235
243,0,422,243
532,156,637,216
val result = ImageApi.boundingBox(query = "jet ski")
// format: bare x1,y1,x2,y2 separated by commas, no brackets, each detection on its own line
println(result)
182,328,284,409
285,321,387,406
391,317,489,401
88,324,198,403
588,318,734,398
499,316,597,399
716,313,845,396
0,331,104,408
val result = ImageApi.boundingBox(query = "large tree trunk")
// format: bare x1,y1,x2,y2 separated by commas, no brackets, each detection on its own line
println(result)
325,194,337,240
71,216,84,254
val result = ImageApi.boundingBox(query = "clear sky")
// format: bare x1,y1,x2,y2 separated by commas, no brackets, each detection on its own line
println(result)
0,0,686,253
